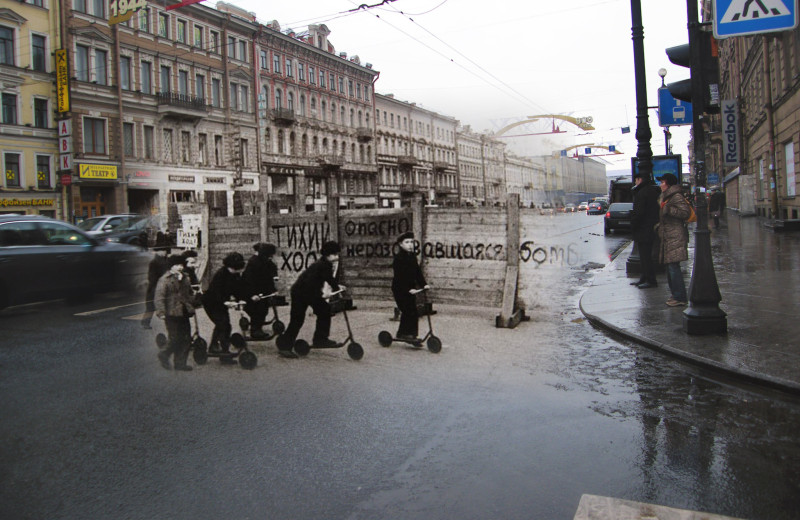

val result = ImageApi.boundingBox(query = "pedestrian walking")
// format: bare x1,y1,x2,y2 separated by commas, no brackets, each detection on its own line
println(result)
202,252,247,364
656,173,692,307
709,189,725,229
392,231,429,340
277,241,344,355
630,172,661,289
154,254,197,371
243,242,279,339
141,247,170,329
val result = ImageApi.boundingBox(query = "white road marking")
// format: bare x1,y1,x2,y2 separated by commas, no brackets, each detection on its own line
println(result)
74,301,147,316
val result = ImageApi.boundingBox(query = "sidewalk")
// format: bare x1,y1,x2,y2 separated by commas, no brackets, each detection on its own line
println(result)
580,212,800,395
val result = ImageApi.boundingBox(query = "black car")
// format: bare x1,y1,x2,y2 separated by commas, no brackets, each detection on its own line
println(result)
98,215,153,249
0,215,148,309
604,202,634,234
587,201,608,215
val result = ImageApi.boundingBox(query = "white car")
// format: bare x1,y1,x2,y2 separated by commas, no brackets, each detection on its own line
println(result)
76,214,140,235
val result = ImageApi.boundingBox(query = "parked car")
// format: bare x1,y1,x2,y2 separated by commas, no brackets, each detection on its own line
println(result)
587,201,608,215
578,201,589,211
0,215,148,309
98,215,155,249
564,203,577,213
76,214,139,236
604,202,634,234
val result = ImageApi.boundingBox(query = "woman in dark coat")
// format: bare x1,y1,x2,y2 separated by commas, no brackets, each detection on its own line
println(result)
392,232,429,340
656,173,692,306
202,252,247,361
243,242,279,339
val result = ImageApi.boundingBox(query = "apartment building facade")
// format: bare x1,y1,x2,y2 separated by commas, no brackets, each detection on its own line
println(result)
0,0,61,217
375,93,458,207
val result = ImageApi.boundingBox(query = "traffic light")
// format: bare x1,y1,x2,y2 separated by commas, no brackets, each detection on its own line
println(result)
665,30,720,114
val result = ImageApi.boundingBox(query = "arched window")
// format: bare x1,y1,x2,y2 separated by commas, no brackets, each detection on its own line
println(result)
321,100,327,122
264,128,271,153
288,92,294,111
359,144,365,163
366,111,370,126
351,143,356,161
340,106,346,125
301,134,308,156
358,110,363,126
275,89,282,109
366,145,371,163
261,86,269,111
310,97,316,117
331,103,336,123
322,137,329,153
300,95,306,116
350,109,354,127
313,136,319,154
277,129,284,154
289,132,296,155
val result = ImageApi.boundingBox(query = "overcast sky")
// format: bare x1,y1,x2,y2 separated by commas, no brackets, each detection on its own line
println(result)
231,0,699,174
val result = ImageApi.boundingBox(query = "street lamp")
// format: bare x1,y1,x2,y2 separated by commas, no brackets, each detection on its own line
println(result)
658,68,672,155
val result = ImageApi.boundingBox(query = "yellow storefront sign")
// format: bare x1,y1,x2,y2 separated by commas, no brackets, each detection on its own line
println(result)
79,164,118,180
56,49,70,113
0,198,55,207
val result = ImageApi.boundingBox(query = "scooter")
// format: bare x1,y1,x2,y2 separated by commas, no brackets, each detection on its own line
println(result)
292,289,364,361
378,287,442,353
191,300,258,369
235,292,286,341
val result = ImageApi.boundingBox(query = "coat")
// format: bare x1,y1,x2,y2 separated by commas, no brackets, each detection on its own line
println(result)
243,254,278,297
291,257,339,302
392,249,426,296
154,271,196,318
657,185,692,264
631,182,661,242
202,267,247,308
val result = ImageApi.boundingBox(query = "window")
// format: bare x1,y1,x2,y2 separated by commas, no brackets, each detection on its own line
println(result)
288,92,294,111
211,78,221,107
92,0,105,18
239,41,246,62
32,35,46,72
240,85,248,112
214,135,222,165
34,98,48,128
300,95,306,116
786,141,796,197
179,70,188,96
210,31,219,53
241,139,248,168
273,54,281,74
160,65,170,93
36,155,51,188
123,123,134,157
338,77,344,93
275,89,282,109
230,83,238,110
139,9,149,33
2,94,17,124
120,56,131,90
0,26,12,66
260,50,267,69
83,118,106,154
195,74,205,99
159,14,169,38
329,73,335,91
144,125,154,159
348,79,353,96
177,20,186,43
95,49,107,85
227,36,235,59
76,45,89,82
319,70,325,87
260,85,269,112
286,58,292,77
309,66,315,84
194,26,202,47
321,100,326,122
74,0,86,14
198,133,207,165
163,129,173,162
4,153,20,187
181,131,191,162
298,63,305,82
141,61,152,94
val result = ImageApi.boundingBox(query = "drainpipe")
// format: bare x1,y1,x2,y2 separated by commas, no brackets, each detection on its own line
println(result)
114,24,127,212
763,36,779,219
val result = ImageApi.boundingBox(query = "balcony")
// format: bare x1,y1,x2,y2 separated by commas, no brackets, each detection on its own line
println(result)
356,127,374,142
272,107,296,125
316,154,345,167
397,155,418,166
435,186,458,195
433,161,448,171
399,183,422,194
156,92,208,121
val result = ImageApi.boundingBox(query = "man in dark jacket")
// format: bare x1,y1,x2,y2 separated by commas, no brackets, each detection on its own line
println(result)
392,231,429,340
243,242,279,339
202,252,247,363
630,172,661,289
277,241,344,353
708,189,725,229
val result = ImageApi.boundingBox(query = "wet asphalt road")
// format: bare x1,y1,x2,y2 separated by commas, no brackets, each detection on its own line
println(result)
1,212,800,520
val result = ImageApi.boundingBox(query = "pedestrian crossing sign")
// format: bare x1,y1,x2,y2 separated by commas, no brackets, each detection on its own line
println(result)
714,0,797,38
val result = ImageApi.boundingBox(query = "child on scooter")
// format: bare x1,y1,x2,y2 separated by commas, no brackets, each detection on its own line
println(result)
202,252,248,364
243,242,279,339
277,241,345,355
392,231,429,341
154,254,196,371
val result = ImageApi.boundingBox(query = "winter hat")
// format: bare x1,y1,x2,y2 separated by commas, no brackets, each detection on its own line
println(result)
223,252,245,270
396,231,415,243
656,173,679,186
320,241,341,256
167,254,185,267
254,242,277,257
181,249,198,260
